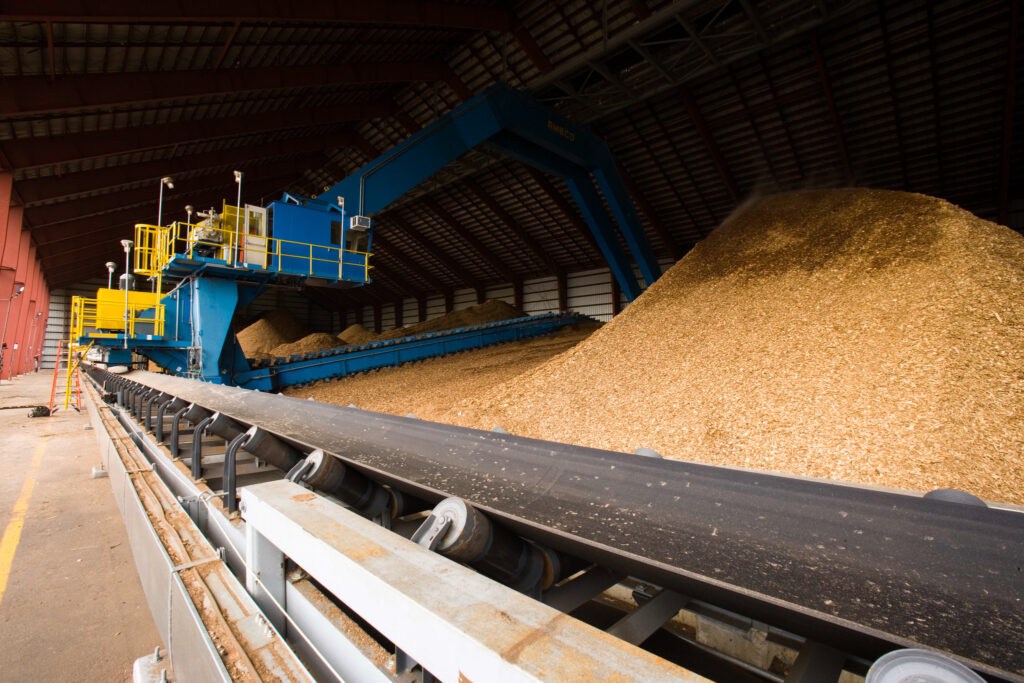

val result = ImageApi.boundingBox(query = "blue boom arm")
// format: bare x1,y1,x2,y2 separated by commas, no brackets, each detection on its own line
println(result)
319,82,660,300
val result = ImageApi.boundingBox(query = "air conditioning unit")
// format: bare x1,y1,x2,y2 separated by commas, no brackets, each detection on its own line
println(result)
350,215,372,231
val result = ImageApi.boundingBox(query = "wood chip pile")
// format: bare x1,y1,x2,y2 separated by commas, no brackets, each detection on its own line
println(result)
286,323,602,422
378,300,522,340
236,309,307,359
270,333,343,358
338,324,379,345
450,189,1024,504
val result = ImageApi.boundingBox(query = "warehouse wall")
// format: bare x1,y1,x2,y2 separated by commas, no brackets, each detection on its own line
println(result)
338,260,673,334
1,173,50,380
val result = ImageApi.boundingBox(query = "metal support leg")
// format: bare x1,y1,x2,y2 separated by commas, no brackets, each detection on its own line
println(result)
144,393,162,431
223,432,251,514
543,566,624,613
244,523,286,633
606,588,688,645
169,406,188,458
190,415,215,480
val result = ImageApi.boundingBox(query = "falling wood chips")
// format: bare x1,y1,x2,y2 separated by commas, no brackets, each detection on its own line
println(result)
294,189,1024,504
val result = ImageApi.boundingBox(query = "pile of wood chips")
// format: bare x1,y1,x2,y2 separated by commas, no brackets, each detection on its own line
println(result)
236,309,307,358
286,323,602,423
448,189,1024,504
338,324,379,345
270,333,343,357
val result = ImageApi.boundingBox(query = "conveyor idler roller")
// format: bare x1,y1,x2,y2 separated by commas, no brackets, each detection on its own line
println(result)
299,449,391,518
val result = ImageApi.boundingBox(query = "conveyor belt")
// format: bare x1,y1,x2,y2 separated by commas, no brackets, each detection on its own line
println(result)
231,312,589,390
91,368,1024,681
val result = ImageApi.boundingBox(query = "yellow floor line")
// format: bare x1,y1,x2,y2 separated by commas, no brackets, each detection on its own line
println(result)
0,437,47,608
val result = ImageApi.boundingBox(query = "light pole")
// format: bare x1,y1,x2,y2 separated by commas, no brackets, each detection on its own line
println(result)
158,176,174,227
0,284,24,383
121,239,133,350
233,170,243,266
105,261,117,289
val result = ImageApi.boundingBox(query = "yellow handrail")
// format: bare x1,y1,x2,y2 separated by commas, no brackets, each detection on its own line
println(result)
135,208,374,282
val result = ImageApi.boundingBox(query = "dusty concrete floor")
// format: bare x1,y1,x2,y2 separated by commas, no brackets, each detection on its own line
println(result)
0,372,159,681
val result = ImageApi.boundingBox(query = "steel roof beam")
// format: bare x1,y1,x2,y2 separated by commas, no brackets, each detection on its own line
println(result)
2,102,390,170
678,86,740,204
811,34,852,181
33,174,297,248
370,232,451,293
26,157,318,228
461,179,562,277
16,135,343,205
525,169,600,258
997,0,1019,225
616,164,682,262
380,214,482,290
422,198,518,283
0,62,448,118
0,3,515,31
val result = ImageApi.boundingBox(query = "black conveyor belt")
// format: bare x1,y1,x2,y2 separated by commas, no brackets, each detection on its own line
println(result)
98,369,1024,681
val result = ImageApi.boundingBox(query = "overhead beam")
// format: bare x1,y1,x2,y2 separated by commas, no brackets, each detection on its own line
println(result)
213,20,241,70
422,198,518,283
525,168,600,258
16,135,342,205
0,61,448,117
616,163,682,261
513,25,553,74
380,214,482,290
371,232,451,293
998,0,1019,225
0,3,515,31
2,101,390,170
462,179,562,276
811,33,852,180
678,85,740,203
26,157,318,227
34,174,297,248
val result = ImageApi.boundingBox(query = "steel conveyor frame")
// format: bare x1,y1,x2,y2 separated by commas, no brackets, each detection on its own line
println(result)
88,367,1024,682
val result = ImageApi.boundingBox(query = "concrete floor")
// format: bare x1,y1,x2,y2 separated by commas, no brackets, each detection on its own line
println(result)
0,371,159,681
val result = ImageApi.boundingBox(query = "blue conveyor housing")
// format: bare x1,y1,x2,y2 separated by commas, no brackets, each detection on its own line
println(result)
231,312,589,391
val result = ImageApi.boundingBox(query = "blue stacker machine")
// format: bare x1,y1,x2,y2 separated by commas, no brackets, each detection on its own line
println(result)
70,83,660,392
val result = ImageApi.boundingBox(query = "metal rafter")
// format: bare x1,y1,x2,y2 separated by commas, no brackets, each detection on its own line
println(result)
462,179,561,277
0,61,449,117
678,85,740,204
0,3,514,31
422,197,518,283
3,104,388,171
811,33,852,180
379,214,482,290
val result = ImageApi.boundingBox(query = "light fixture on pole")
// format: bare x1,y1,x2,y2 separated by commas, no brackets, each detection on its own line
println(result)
185,204,194,223
105,261,117,289
158,176,174,227
233,171,243,266
0,284,24,382
121,239,134,350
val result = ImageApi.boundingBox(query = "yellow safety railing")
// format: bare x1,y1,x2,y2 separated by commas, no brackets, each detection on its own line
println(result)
70,294,166,342
135,223,173,277
137,207,373,282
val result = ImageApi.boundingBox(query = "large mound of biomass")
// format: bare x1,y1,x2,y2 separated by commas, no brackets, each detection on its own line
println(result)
451,189,1024,503
236,309,307,358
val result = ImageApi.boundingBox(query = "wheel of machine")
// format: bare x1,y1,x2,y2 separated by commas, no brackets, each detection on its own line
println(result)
866,649,985,683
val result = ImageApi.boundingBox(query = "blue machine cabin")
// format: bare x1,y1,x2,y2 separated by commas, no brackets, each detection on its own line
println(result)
267,199,373,283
